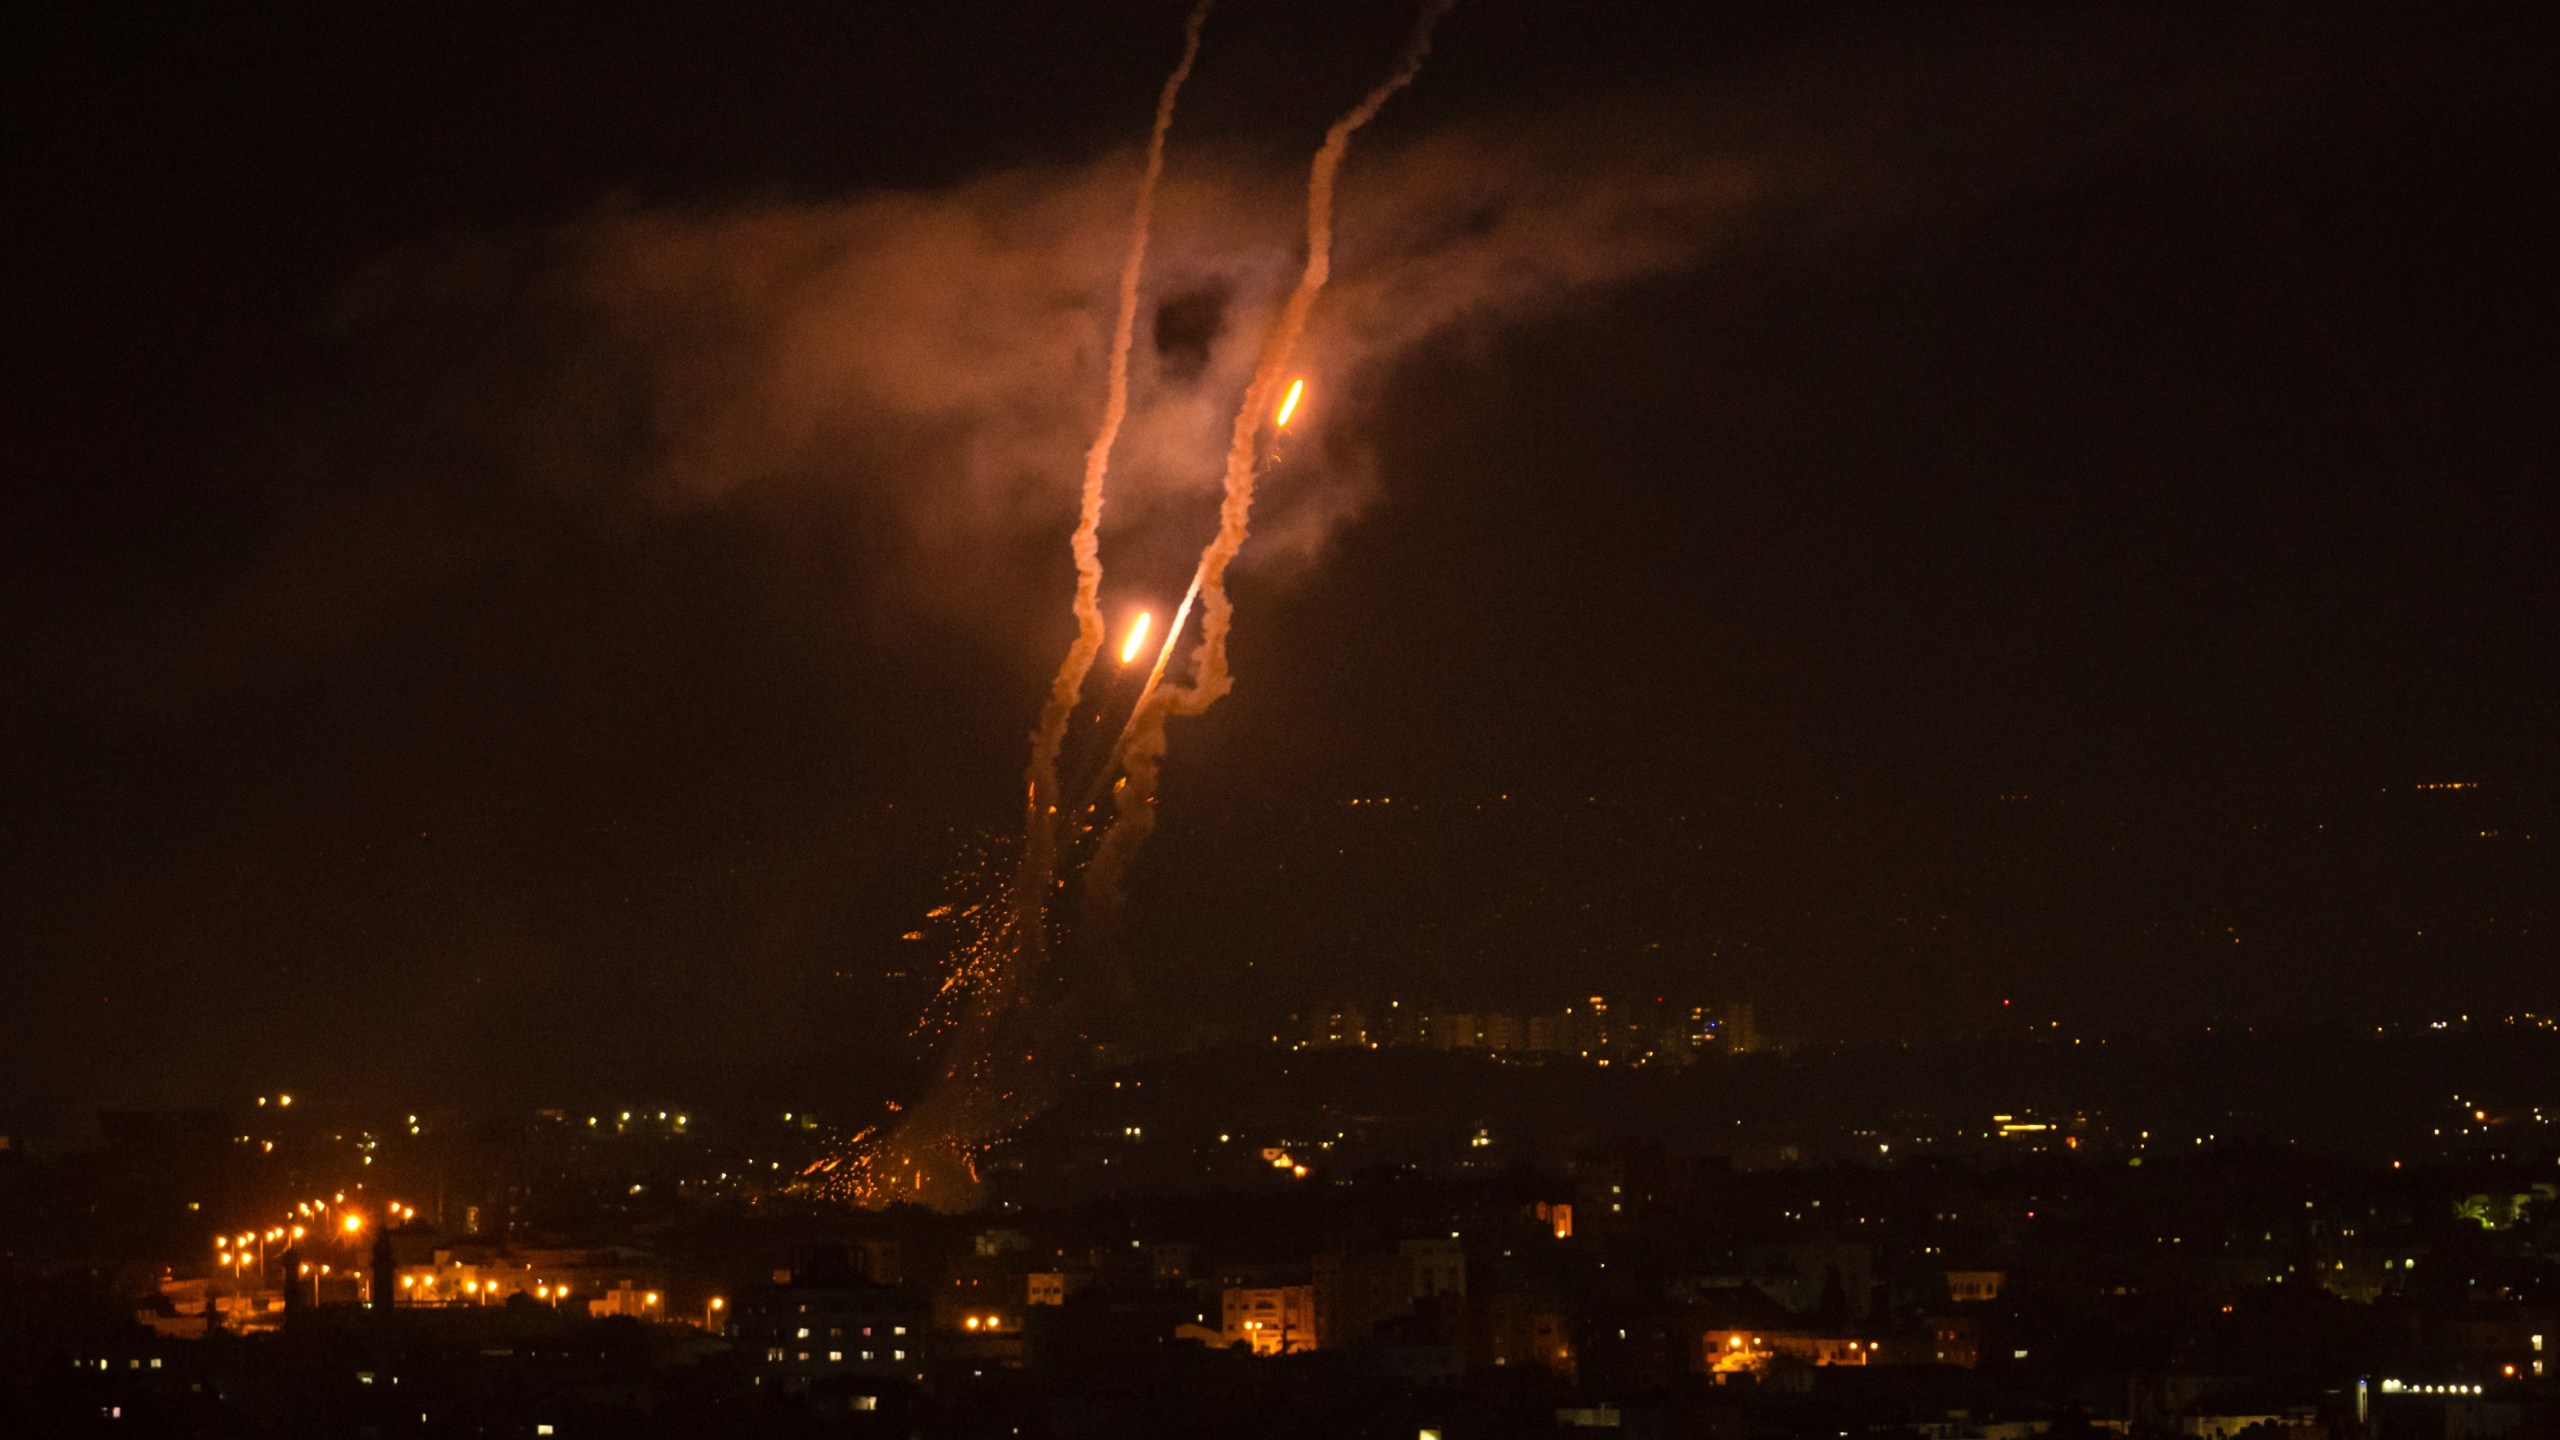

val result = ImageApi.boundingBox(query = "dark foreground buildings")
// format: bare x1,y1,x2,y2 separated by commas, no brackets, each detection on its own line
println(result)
4,1045,2556,1437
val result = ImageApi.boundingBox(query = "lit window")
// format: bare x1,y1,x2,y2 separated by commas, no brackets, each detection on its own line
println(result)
828,1351,842,1362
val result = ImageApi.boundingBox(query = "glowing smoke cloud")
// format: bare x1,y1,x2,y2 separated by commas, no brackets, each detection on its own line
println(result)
1086,0,1456,950
833,0,1212,1210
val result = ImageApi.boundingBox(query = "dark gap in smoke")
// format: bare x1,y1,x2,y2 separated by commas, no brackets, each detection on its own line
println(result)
1150,283,1230,382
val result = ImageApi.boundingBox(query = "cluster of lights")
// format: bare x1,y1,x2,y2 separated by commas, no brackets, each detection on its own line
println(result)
1257,1148,1311,1179
961,1314,1006,1332
1292,994,1760,1069
215,1196,420,1281
403,1273,602,1307
2380,1380,2487,1395
586,1110,691,1131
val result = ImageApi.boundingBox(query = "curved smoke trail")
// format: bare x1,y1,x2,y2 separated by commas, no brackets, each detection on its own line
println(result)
835,0,1212,1210
1085,0,1456,947
1027,0,1214,843
1000,0,1215,1026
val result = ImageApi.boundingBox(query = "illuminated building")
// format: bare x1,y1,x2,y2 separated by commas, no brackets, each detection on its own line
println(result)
1221,1285,1315,1354
730,1281,927,1388
1026,1271,1089,1306
1944,1269,2003,1303
585,1281,660,1319
1305,1005,1371,1049
1701,1329,1879,1373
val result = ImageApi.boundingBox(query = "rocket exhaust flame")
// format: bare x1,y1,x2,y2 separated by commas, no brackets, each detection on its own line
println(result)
1118,611,1152,665
1100,371,1308,773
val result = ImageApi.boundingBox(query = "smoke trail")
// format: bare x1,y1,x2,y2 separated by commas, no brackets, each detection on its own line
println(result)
998,0,1213,1042
836,1,1213,1211
1085,0,1456,946
1026,0,1213,839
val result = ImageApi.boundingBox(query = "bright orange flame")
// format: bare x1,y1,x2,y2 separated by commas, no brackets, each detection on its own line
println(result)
1275,378,1304,428
1119,611,1152,665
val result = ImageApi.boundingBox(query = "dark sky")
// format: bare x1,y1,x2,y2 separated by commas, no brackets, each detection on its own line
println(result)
4,1,2552,1119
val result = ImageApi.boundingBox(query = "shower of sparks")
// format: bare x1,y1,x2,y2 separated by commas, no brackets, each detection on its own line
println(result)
905,835,1018,1054
799,834,1020,1208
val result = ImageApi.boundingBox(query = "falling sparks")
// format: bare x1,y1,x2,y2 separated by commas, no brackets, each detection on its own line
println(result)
804,832,1021,1208
1119,610,1153,665
906,835,1018,1054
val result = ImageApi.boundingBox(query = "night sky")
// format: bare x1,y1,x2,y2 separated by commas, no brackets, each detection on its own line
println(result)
5,2,2551,1121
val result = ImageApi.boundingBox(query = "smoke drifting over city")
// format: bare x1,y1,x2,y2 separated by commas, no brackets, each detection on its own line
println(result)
301,112,1756,673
